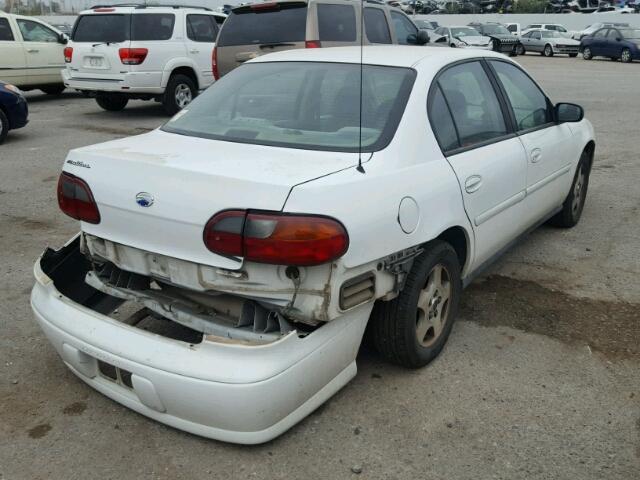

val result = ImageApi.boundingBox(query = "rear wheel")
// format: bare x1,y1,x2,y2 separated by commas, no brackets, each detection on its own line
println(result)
370,240,461,368
40,85,65,95
543,44,554,57
549,150,590,228
582,47,593,60
0,109,8,145
95,94,129,111
621,48,632,63
162,74,196,115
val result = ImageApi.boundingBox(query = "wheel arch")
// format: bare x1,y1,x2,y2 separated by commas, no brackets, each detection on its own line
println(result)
583,140,596,172
168,66,199,90
434,225,471,274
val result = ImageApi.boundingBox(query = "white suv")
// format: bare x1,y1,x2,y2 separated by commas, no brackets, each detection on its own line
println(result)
62,5,226,114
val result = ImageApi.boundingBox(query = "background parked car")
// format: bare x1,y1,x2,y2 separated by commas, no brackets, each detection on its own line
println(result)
580,26,640,62
467,22,521,55
518,29,580,57
505,22,520,36
50,23,72,36
433,26,491,49
0,81,28,144
214,0,429,78
0,12,67,95
521,23,570,36
572,22,630,40
62,5,226,114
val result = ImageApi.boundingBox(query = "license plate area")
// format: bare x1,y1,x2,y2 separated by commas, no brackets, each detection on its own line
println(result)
84,56,107,69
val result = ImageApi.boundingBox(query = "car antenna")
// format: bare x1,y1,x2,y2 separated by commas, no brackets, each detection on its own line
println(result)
356,0,365,174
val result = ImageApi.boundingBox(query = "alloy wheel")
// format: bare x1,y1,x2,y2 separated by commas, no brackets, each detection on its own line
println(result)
621,48,631,63
571,163,586,217
544,45,553,57
174,83,193,109
583,47,592,60
416,264,451,347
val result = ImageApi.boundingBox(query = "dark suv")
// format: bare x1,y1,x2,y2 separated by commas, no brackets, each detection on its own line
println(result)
468,22,521,56
214,0,429,78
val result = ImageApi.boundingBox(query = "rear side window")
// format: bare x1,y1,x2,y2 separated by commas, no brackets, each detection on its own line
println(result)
428,85,459,153
187,14,218,42
364,8,391,44
391,11,418,45
131,14,175,41
317,4,356,42
73,14,128,42
0,18,14,41
217,5,307,47
437,61,508,149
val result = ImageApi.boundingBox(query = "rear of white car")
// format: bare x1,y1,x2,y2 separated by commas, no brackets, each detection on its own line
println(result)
62,6,225,114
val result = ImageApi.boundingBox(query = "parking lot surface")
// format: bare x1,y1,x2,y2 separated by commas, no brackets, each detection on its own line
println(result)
1,55,638,480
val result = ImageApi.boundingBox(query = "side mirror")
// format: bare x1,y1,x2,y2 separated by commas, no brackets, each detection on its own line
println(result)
417,30,430,45
58,33,68,44
555,103,584,123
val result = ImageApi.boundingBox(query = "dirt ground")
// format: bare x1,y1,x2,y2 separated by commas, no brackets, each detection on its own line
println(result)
0,55,638,480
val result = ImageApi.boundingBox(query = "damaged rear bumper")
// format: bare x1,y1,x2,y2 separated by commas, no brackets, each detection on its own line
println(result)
30,236,372,444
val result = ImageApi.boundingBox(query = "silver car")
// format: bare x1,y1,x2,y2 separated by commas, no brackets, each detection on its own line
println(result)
518,29,580,57
433,26,492,49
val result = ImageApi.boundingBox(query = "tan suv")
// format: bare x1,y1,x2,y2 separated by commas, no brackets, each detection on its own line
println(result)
213,0,429,78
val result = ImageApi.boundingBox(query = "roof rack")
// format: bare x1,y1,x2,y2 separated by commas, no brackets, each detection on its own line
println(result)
90,3,212,11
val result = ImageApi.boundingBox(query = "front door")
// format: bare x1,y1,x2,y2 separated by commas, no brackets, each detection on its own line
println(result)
0,17,27,86
16,18,65,86
428,60,529,268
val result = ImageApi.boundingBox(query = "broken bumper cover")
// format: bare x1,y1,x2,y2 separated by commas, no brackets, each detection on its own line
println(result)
30,241,372,444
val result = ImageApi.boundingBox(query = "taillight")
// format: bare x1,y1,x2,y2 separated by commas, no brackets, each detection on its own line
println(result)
203,210,348,266
64,46,73,63
57,172,101,224
212,46,219,80
305,40,322,48
119,48,148,65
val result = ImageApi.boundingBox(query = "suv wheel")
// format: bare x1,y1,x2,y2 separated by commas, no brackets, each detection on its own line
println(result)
41,85,65,95
163,74,196,115
0,109,8,145
370,240,461,368
95,94,129,111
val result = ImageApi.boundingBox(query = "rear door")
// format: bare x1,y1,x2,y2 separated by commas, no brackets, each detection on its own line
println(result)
68,13,131,79
216,2,308,77
0,16,27,85
15,18,65,85
428,60,529,268
185,13,219,88
314,3,358,47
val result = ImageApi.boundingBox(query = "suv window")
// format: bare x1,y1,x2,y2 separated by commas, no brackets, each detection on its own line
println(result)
428,85,459,152
163,62,416,153
437,62,508,149
491,61,552,131
364,8,391,44
317,4,356,42
131,14,175,41
0,18,14,41
217,5,307,47
391,11,418,45
17,19,58,42
187,14,218,42
73,14,128,42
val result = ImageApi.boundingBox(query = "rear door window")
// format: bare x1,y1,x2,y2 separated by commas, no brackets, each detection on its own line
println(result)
428,85,459,153
317,4,356,42
217,4,307,47
131,14,175,41
72,14,128,42
187,14,218,42
0,18,14,41
364,8,391,44
391,11,418,45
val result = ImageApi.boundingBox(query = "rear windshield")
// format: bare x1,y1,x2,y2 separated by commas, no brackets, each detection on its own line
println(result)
72,13,175,42
162,62,416,153
217,4,307,47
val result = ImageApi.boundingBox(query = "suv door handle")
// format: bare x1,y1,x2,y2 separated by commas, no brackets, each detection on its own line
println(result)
189,49,199,54
465,175,483,193
27,48,39,53
530,148,542,163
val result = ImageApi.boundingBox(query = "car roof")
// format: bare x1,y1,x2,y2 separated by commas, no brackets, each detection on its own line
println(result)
250,45,507,69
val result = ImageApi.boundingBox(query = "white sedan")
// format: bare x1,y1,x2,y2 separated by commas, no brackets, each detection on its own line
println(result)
32,46,595,444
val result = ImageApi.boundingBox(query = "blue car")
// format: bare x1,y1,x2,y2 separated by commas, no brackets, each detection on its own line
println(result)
580,26,640,63
0,81,29,144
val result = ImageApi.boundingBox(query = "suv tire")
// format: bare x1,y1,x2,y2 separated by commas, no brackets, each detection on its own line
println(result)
163,74,196,115
370,240,461,368
96,94,129,111
0,109,8,145
41,85,66,95
549,150,590,228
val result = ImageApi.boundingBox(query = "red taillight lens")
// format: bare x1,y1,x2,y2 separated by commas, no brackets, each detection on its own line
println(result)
305,40,322,48
250,2,279,10
212,46,219,80
119,48,148,65
63,46,73,63
57,172,101,224
203,210,348,266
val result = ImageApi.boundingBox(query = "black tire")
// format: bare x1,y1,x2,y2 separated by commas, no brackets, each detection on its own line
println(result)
582,47,593,60
621,47,632,63
95,94,129,111
370,240,462,368
40,85,65,95
162,73,196,115
543,44,554,57
0,108,8,145
515,44,525,56
569,53,578,58
549,150,591,228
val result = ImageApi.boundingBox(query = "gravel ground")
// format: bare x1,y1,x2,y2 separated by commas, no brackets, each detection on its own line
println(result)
0,54,638,480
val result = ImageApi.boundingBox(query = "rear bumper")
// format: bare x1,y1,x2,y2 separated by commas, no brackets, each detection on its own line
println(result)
31,237,372,444
62,69,164,94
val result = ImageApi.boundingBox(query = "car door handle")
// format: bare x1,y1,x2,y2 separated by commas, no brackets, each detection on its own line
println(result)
465,175,483,194
189,49,199,54
27,48,39,53
530,148,542,163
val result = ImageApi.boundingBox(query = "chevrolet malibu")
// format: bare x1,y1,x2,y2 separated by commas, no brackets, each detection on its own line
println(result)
31,46,595,444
